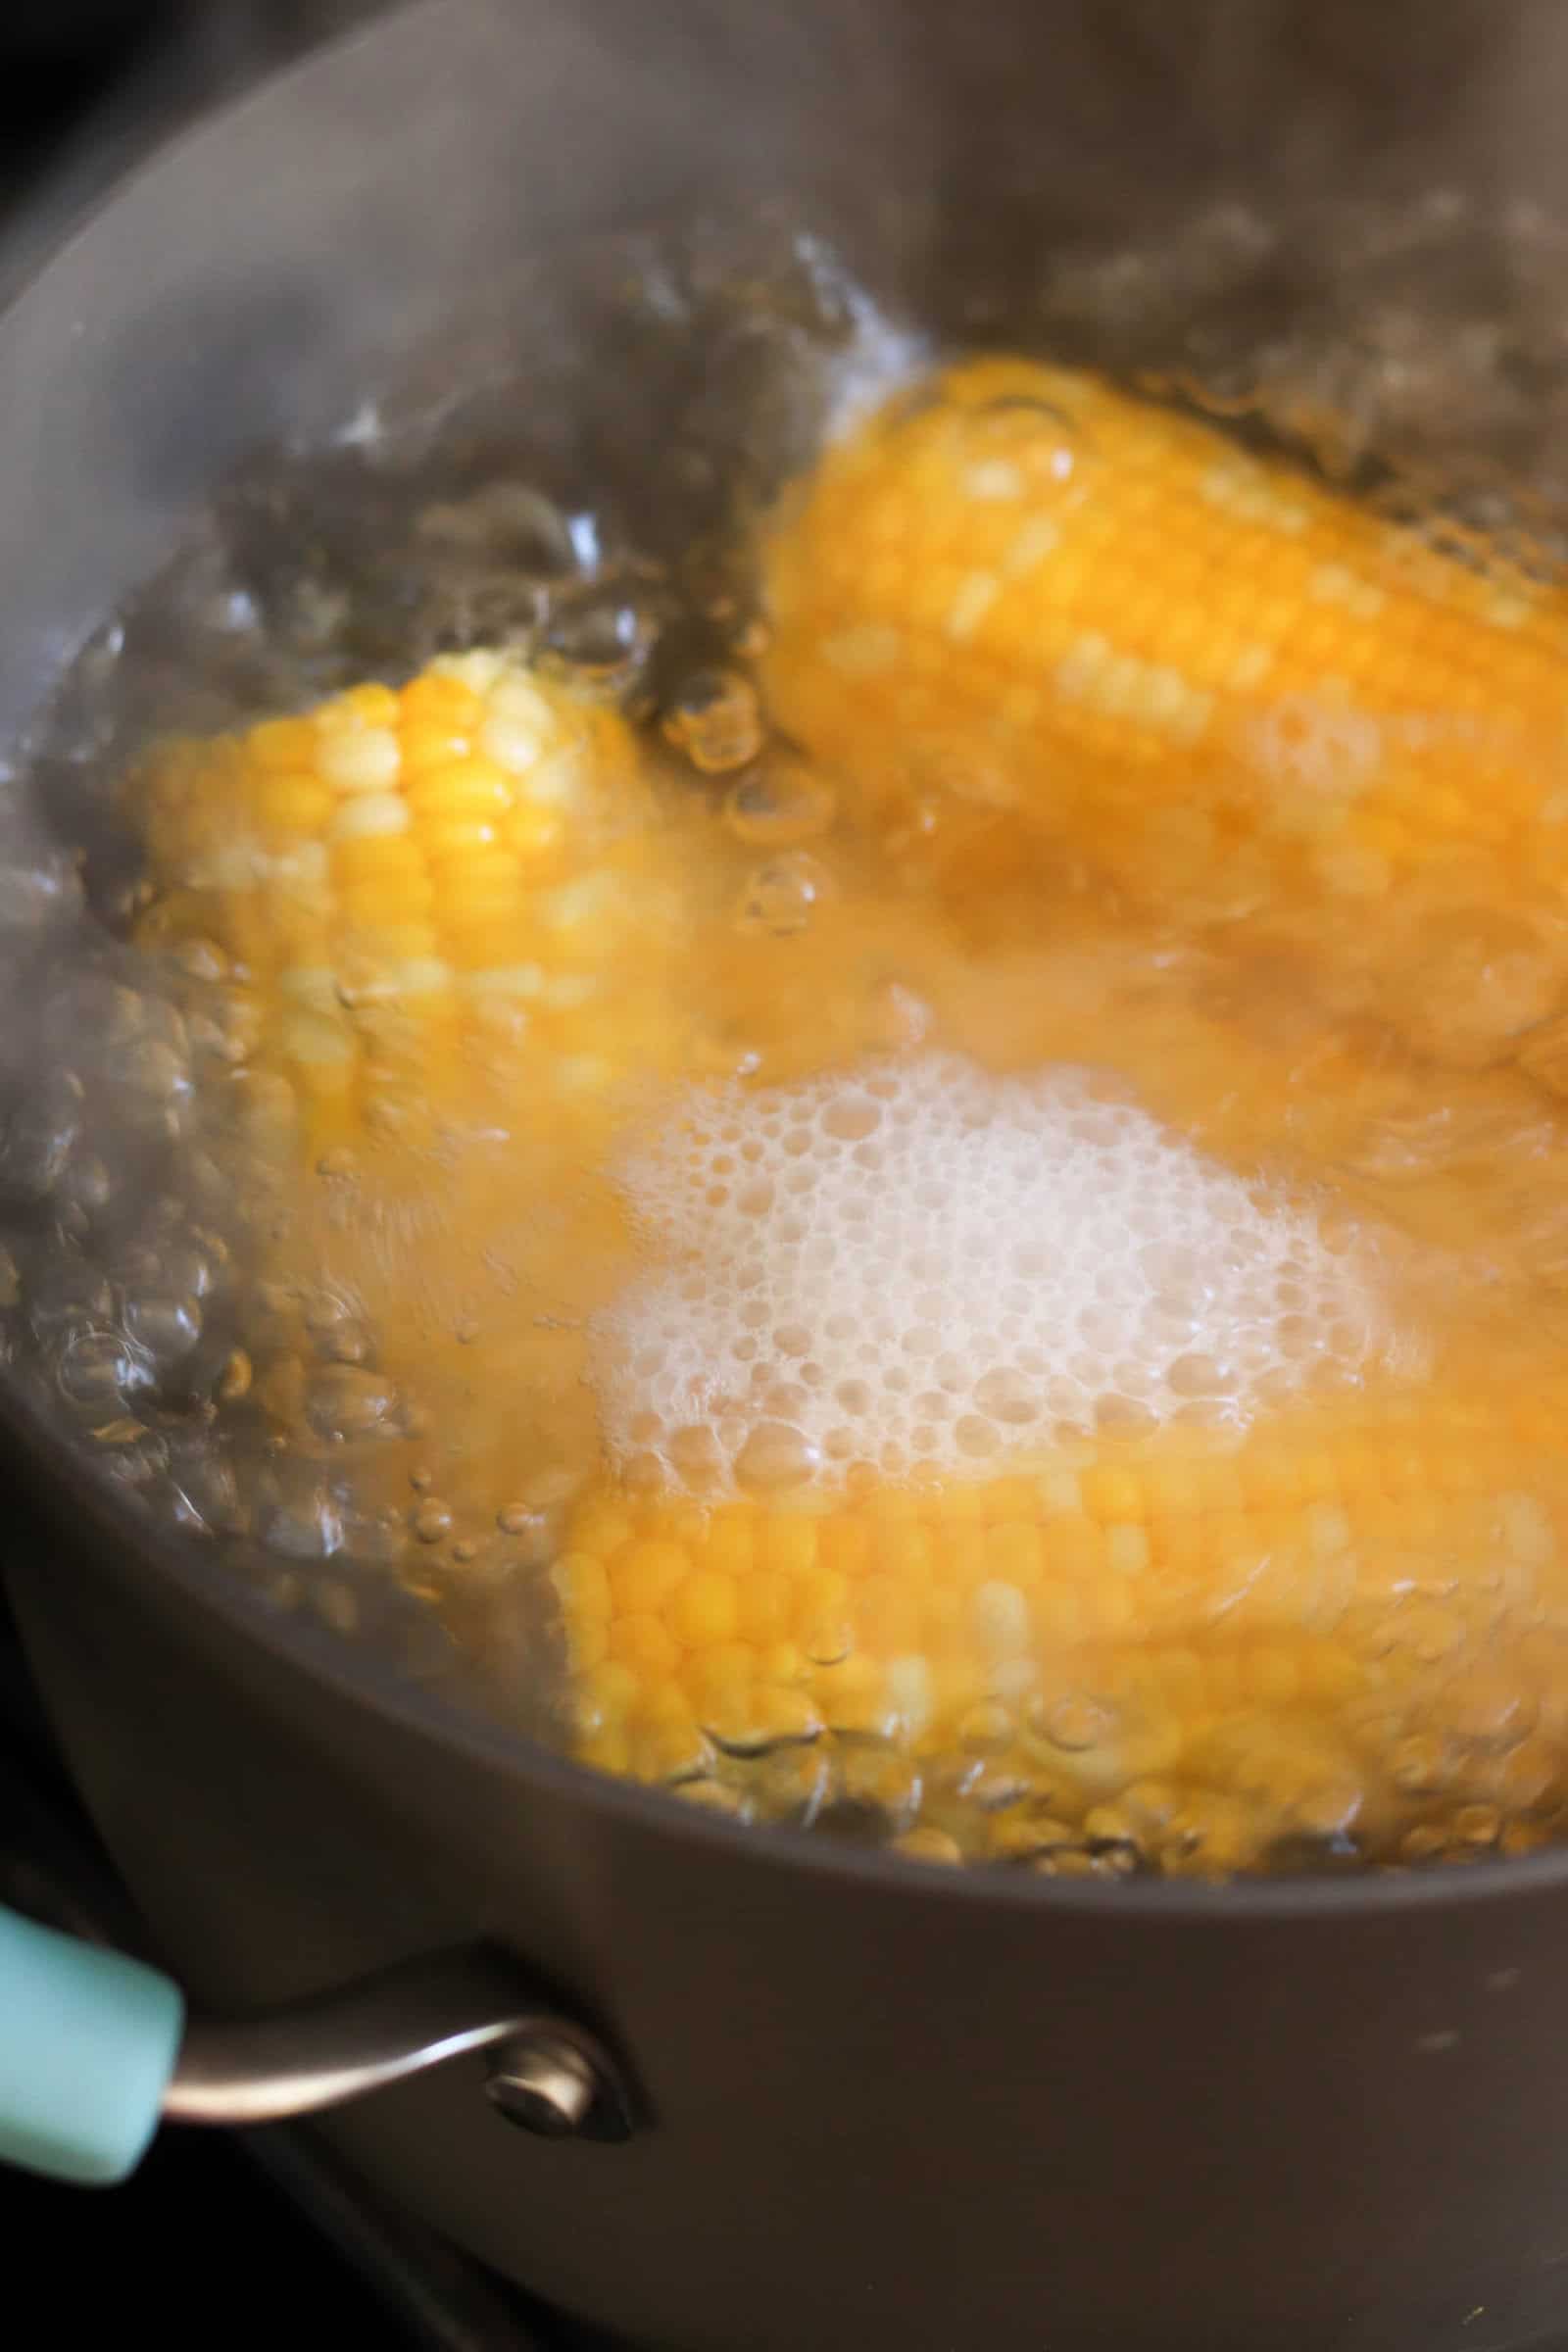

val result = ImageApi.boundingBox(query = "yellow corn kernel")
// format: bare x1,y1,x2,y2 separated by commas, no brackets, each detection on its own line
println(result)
607,1613,683,1679
683,1642,758,1719
632,1705,710,1786
671,1569,741,1648
342,682,402,726
436,846,521,905
758,1516,818,1579
421,816,501,861
703,1514,757,1580
1082,1464,1145,1523
331,835,426,887
255,773,334,837
410,757,514,815
400,671,482,725
250,717,319,772
610,1541,689,1613
319,725,402,794
818,1517,872,1578
570,1501,635,1557
506,806,567,859
736,1568,795,1644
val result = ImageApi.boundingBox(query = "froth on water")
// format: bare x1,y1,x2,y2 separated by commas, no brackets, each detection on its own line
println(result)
594,1052,1390,1497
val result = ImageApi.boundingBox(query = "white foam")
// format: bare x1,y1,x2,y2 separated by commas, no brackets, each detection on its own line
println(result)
592,1054,1382,1494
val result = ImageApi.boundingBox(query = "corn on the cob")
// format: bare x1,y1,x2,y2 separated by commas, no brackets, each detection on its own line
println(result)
132,651,707,1504
135,651,677,1155
760,357,1568,1067
556,1376,1568,1870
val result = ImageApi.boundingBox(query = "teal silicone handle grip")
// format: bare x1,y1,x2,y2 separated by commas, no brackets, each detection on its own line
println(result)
0,1902,183,2185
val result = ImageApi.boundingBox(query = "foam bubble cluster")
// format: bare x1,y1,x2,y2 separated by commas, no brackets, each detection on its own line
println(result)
593,1054,1380,1494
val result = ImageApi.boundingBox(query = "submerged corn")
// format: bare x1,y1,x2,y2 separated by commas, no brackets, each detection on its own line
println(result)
760,357,1568,1065
553,1375,1568,1871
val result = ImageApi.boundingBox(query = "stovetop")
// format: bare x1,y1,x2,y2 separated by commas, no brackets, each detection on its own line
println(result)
0,10,618,2343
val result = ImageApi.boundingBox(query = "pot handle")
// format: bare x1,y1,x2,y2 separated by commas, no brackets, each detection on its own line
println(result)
0,1900,636,2187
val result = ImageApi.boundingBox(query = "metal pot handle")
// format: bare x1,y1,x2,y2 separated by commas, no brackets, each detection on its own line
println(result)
0,1900,637,2186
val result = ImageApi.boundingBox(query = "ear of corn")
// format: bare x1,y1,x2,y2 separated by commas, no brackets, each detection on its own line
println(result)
760,358,1568,1067
131,652,701,1518
554,1375,1568,1870
134,651,677,1157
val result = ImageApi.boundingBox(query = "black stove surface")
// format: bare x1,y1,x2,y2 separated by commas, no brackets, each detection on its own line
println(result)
0,9,620,2342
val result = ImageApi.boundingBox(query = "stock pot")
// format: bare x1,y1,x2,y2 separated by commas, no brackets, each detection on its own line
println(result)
7,6,1568,2345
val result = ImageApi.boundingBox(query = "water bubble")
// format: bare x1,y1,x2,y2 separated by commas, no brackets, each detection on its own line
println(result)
542,590,657,690
28,1265,114,1341
957,1700,1015,1754
836,1744,922,1833
734,854,826,938
820,1093,881,1144
745,1743,834,1828
972,1367,1042,1425
121,1037,193,1121
733,1420,819,1492
260,1489,343,1561
92,1424,171,1494
662,668,763,774
417,482,581,577
1167,1352,1229,1398
123,1295,203,1363
1094,1394,1158,1437
667,1423,726,1487
725,761,837,848
54,1330,152,1409
0,850,83,936
1033,1693,1113,1754
307,1365,397,1444
955,1413,1002,1459
0,1077,81,1200
303,1293,373,1366
168,1442,244,1536
1390,1732,1454,1795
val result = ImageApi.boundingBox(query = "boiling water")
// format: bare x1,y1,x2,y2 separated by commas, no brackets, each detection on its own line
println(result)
18,206,1568,1876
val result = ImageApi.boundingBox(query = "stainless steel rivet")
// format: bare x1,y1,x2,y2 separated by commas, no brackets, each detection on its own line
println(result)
485,2031,602,2138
